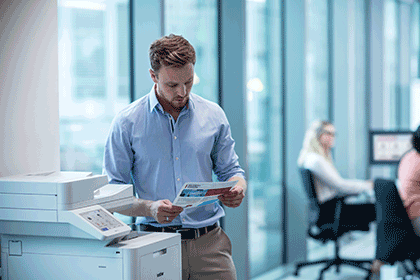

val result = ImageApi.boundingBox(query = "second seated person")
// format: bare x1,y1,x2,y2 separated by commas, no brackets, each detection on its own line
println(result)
398,125,420,237
297,120,376,235
102,34,247,280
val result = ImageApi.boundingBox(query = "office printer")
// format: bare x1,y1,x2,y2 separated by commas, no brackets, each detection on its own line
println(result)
0,171,181,280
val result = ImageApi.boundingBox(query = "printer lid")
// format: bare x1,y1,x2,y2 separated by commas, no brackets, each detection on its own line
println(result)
0,171,94,183
0,171,133,215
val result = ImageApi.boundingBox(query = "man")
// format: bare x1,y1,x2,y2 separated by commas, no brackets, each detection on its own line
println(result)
103,34,246,280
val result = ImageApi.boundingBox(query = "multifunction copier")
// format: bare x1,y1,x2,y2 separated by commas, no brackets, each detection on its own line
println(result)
0,171,181,280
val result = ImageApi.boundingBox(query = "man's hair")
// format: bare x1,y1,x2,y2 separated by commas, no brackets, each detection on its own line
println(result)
413,125,420,153
149,34,196,73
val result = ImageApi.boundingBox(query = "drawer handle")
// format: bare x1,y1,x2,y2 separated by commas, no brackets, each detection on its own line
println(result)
153,248,167,258
157,272,164,277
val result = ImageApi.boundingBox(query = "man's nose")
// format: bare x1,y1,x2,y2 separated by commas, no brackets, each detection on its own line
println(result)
178,84,187,96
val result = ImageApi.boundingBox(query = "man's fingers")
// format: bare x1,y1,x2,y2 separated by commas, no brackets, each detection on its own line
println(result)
219,197,242,208
222,201,241,208
161,206,183,215
224,187,244,198
158,206,183,224
153,200,183,224
219,188,245,208
220,193,245,201
159,212,181,223
159,215,170,224
159,200,183,213
171,205,184,212
158,212,179,223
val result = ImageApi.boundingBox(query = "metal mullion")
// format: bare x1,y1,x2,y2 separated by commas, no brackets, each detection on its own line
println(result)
129,0,135,103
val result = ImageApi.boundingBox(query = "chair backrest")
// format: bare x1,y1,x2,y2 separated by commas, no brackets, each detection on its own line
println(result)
299,168,320,224
374,179,420,264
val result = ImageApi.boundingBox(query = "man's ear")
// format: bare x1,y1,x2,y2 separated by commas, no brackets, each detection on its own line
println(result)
149,69,158,83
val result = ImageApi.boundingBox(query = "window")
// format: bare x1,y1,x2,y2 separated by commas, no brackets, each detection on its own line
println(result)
304,0,332,261
164,0,218,103
384,0,399,129
411,1,420,130
246,0,283,277
58,0,130,174
305,0,329,127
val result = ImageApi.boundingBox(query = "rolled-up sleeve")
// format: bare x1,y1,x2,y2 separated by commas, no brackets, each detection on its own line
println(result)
211,111,245,182
103,116,133,184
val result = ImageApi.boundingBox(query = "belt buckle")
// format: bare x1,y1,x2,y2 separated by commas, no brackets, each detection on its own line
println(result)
200,226,210,238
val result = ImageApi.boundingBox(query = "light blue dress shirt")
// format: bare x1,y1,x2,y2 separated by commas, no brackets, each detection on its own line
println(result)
103,87,245,228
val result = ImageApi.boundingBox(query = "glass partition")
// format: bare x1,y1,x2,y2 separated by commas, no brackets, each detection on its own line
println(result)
164,0,218,103
305,0,329,127
304,0,335,262
58,0,130,175
384,0,399,129
411,1,420,130
246,0,283,277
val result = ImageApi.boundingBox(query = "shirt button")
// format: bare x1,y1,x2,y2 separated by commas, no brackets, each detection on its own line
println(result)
174,136,177,140
176,157,179,160
177,178,180,181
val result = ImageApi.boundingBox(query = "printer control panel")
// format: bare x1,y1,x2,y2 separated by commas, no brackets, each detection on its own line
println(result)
80,209,124,232
62,204,131,240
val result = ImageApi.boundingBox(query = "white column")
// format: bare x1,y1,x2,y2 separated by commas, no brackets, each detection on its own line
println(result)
0,0,60,177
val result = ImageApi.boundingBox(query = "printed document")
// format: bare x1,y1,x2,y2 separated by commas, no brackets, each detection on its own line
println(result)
173,181,238,208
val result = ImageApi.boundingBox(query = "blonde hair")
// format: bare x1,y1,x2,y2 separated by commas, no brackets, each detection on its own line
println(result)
297,120,334,166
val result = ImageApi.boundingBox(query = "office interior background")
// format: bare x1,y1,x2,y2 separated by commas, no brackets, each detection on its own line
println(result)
1,0,420,279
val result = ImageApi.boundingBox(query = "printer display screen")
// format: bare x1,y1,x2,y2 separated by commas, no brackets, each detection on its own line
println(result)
80,209,123,232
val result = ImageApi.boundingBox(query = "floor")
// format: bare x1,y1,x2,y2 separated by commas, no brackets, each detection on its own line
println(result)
255,224,414,280
281,224,420,280
252,225,376,280
282,228,376,280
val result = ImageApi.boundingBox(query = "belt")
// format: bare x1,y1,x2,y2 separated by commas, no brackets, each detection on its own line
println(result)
139,223,218,240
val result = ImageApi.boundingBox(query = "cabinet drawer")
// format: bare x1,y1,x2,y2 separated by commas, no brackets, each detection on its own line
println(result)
139,244,181,280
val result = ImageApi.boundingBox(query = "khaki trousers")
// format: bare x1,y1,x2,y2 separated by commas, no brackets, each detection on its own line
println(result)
181,226,236,280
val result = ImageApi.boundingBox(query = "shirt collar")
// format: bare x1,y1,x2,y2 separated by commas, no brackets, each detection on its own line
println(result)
148,85,196,113
149,86,160,113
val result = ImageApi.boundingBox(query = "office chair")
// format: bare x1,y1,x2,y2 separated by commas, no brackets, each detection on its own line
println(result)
294,168,373,280
374,179,420,278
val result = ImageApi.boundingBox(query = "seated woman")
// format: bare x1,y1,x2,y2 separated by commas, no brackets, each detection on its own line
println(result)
398,125,420,237
297,120,376,234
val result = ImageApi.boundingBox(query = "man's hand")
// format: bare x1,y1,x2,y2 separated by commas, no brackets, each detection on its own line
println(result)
219,177,247,208
149,199,183,224
219,185,245,208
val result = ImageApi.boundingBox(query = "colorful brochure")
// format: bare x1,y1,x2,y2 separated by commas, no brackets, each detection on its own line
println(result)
172,181,238,208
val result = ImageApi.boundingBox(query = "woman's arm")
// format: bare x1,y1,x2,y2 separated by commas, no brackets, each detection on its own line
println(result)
306,154,373,195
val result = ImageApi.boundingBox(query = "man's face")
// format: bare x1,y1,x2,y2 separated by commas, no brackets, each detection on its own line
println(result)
150,63,194,112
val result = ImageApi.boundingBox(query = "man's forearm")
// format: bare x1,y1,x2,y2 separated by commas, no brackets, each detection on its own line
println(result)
115,198,153,217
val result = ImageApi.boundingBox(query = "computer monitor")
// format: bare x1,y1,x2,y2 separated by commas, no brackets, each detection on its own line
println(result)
369,130,413,165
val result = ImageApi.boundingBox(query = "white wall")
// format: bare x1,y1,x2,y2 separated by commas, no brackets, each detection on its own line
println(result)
0,0,59,177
